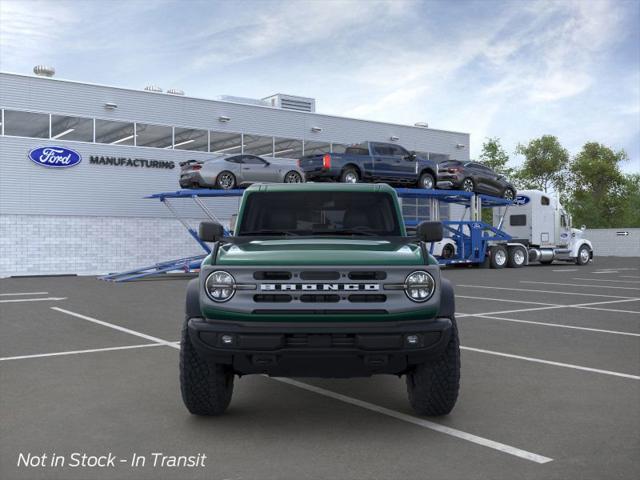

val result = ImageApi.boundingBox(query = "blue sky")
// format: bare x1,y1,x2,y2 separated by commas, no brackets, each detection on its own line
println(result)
1,0,638,172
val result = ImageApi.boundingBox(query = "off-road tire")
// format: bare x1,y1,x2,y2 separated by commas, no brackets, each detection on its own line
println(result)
180,318,234,415
340,167,359,183
489,245,508,269
418,172,435,190
406,317,460,416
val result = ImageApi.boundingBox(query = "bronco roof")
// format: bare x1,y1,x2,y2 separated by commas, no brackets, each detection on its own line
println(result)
244,183,397,193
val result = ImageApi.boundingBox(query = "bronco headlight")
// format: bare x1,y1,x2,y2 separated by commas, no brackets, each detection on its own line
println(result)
405,271,435,302
205,271,236,302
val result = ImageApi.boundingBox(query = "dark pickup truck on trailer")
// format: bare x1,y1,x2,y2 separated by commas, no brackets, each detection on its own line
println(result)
181,183,460,416
298,141,439,189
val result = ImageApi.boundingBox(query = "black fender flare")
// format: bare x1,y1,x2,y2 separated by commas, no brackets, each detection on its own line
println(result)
438,277,455,319
419,167,437,179
186,278,202,318
342,163,363,178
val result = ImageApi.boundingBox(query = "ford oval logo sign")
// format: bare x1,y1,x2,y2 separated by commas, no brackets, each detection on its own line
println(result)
514,195,530,206
28,146,82,168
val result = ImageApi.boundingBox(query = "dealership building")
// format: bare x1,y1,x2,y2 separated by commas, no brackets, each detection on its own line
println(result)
0,69,470,278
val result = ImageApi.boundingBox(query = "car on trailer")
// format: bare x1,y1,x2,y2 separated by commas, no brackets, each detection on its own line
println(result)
179,155,304,190
181,183,460,416
298,141,439,189
436,160,517,200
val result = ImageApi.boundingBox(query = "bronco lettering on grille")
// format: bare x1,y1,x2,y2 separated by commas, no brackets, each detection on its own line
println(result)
261,284,379,291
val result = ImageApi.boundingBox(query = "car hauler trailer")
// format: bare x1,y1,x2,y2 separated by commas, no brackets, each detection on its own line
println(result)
101,186,593,282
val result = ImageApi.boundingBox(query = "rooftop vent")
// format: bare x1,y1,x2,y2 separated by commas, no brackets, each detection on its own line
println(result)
144,85,163,93
217,95,270,107
167,88,185,96
414,122,429,128
33,65,55,77
262,94,316,113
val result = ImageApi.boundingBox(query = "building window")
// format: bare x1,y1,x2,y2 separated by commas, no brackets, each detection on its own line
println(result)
174,127,208,151
273,137,303,159
51,114,93,142
303,140,330,156
3,110,49,138
243,134,274,156
135,123,173,149
210,131,243,154
95,119,135,145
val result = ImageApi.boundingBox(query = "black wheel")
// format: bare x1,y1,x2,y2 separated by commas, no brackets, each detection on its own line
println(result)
461,178,475,192
507,246,526,268
441,243,455,259
340,167,359,184
216,171,236,190
503,188,515,201
180,318,234,416
284,171,303,183
489,245,507,269
576,245,591,265
418,172,435,190
406,316,460,416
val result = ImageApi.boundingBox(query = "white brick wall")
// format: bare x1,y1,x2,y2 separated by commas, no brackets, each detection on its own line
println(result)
0,214,214,277
586,228,640,257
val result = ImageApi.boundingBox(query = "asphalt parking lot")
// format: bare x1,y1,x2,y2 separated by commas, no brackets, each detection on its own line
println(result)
1,257,639,480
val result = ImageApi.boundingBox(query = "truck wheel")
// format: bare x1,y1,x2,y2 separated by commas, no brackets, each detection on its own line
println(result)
216,171,236,190
180,318,234,416
340,168,359,184
406,317,460,416
507,246,526,268
418,172,435,190
489,245,507,269
576,245,591,265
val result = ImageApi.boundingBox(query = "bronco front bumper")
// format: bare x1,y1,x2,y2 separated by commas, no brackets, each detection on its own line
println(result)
188,317,453,377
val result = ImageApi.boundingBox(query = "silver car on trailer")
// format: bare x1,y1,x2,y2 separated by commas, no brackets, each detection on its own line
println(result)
179,154,305,189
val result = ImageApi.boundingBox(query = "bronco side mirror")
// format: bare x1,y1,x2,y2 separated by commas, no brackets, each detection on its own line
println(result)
416,221,443,242
199,222,225,242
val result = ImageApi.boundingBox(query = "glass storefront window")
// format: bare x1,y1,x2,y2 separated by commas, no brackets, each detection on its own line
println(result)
210,131,243,154
3,110,49,138
243,134,274,156
303,140,330,156
174,127,208,151
273,137,303,158
51,114,93,142
135,123,173,149
95,119,135,145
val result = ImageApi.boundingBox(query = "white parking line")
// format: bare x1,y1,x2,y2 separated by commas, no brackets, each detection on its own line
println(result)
0,297,67,303
461,347,640,380
552,269,578,272
457,295,557,306
521,281,640,291
456,284,636,299
457,298,640,318
0,343,165,361
273,377,553,464
51,307,178,347
572,278,640,284
621,276,640,279
576,306,640,315
460,315,640,337
0,292,49,296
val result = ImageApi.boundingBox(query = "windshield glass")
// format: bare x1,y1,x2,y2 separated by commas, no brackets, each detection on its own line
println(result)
237,191,402,236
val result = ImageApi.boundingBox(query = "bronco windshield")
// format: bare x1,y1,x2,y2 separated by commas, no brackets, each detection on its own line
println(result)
237,191,402,237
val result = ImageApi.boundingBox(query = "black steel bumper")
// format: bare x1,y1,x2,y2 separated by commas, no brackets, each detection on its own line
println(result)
188,317,453,377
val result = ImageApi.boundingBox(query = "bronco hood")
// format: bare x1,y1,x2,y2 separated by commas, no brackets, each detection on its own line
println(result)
214,238,426,266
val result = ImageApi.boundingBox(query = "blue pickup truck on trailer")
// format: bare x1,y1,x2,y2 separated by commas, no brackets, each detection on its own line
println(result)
299,141,439,189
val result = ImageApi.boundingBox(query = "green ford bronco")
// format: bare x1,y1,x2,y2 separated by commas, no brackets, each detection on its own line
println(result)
180,183,460,416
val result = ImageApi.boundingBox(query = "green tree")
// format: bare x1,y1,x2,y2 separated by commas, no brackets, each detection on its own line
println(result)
566,142,630,228
479,137,514,177
515,135,569,193
618,174,640,227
